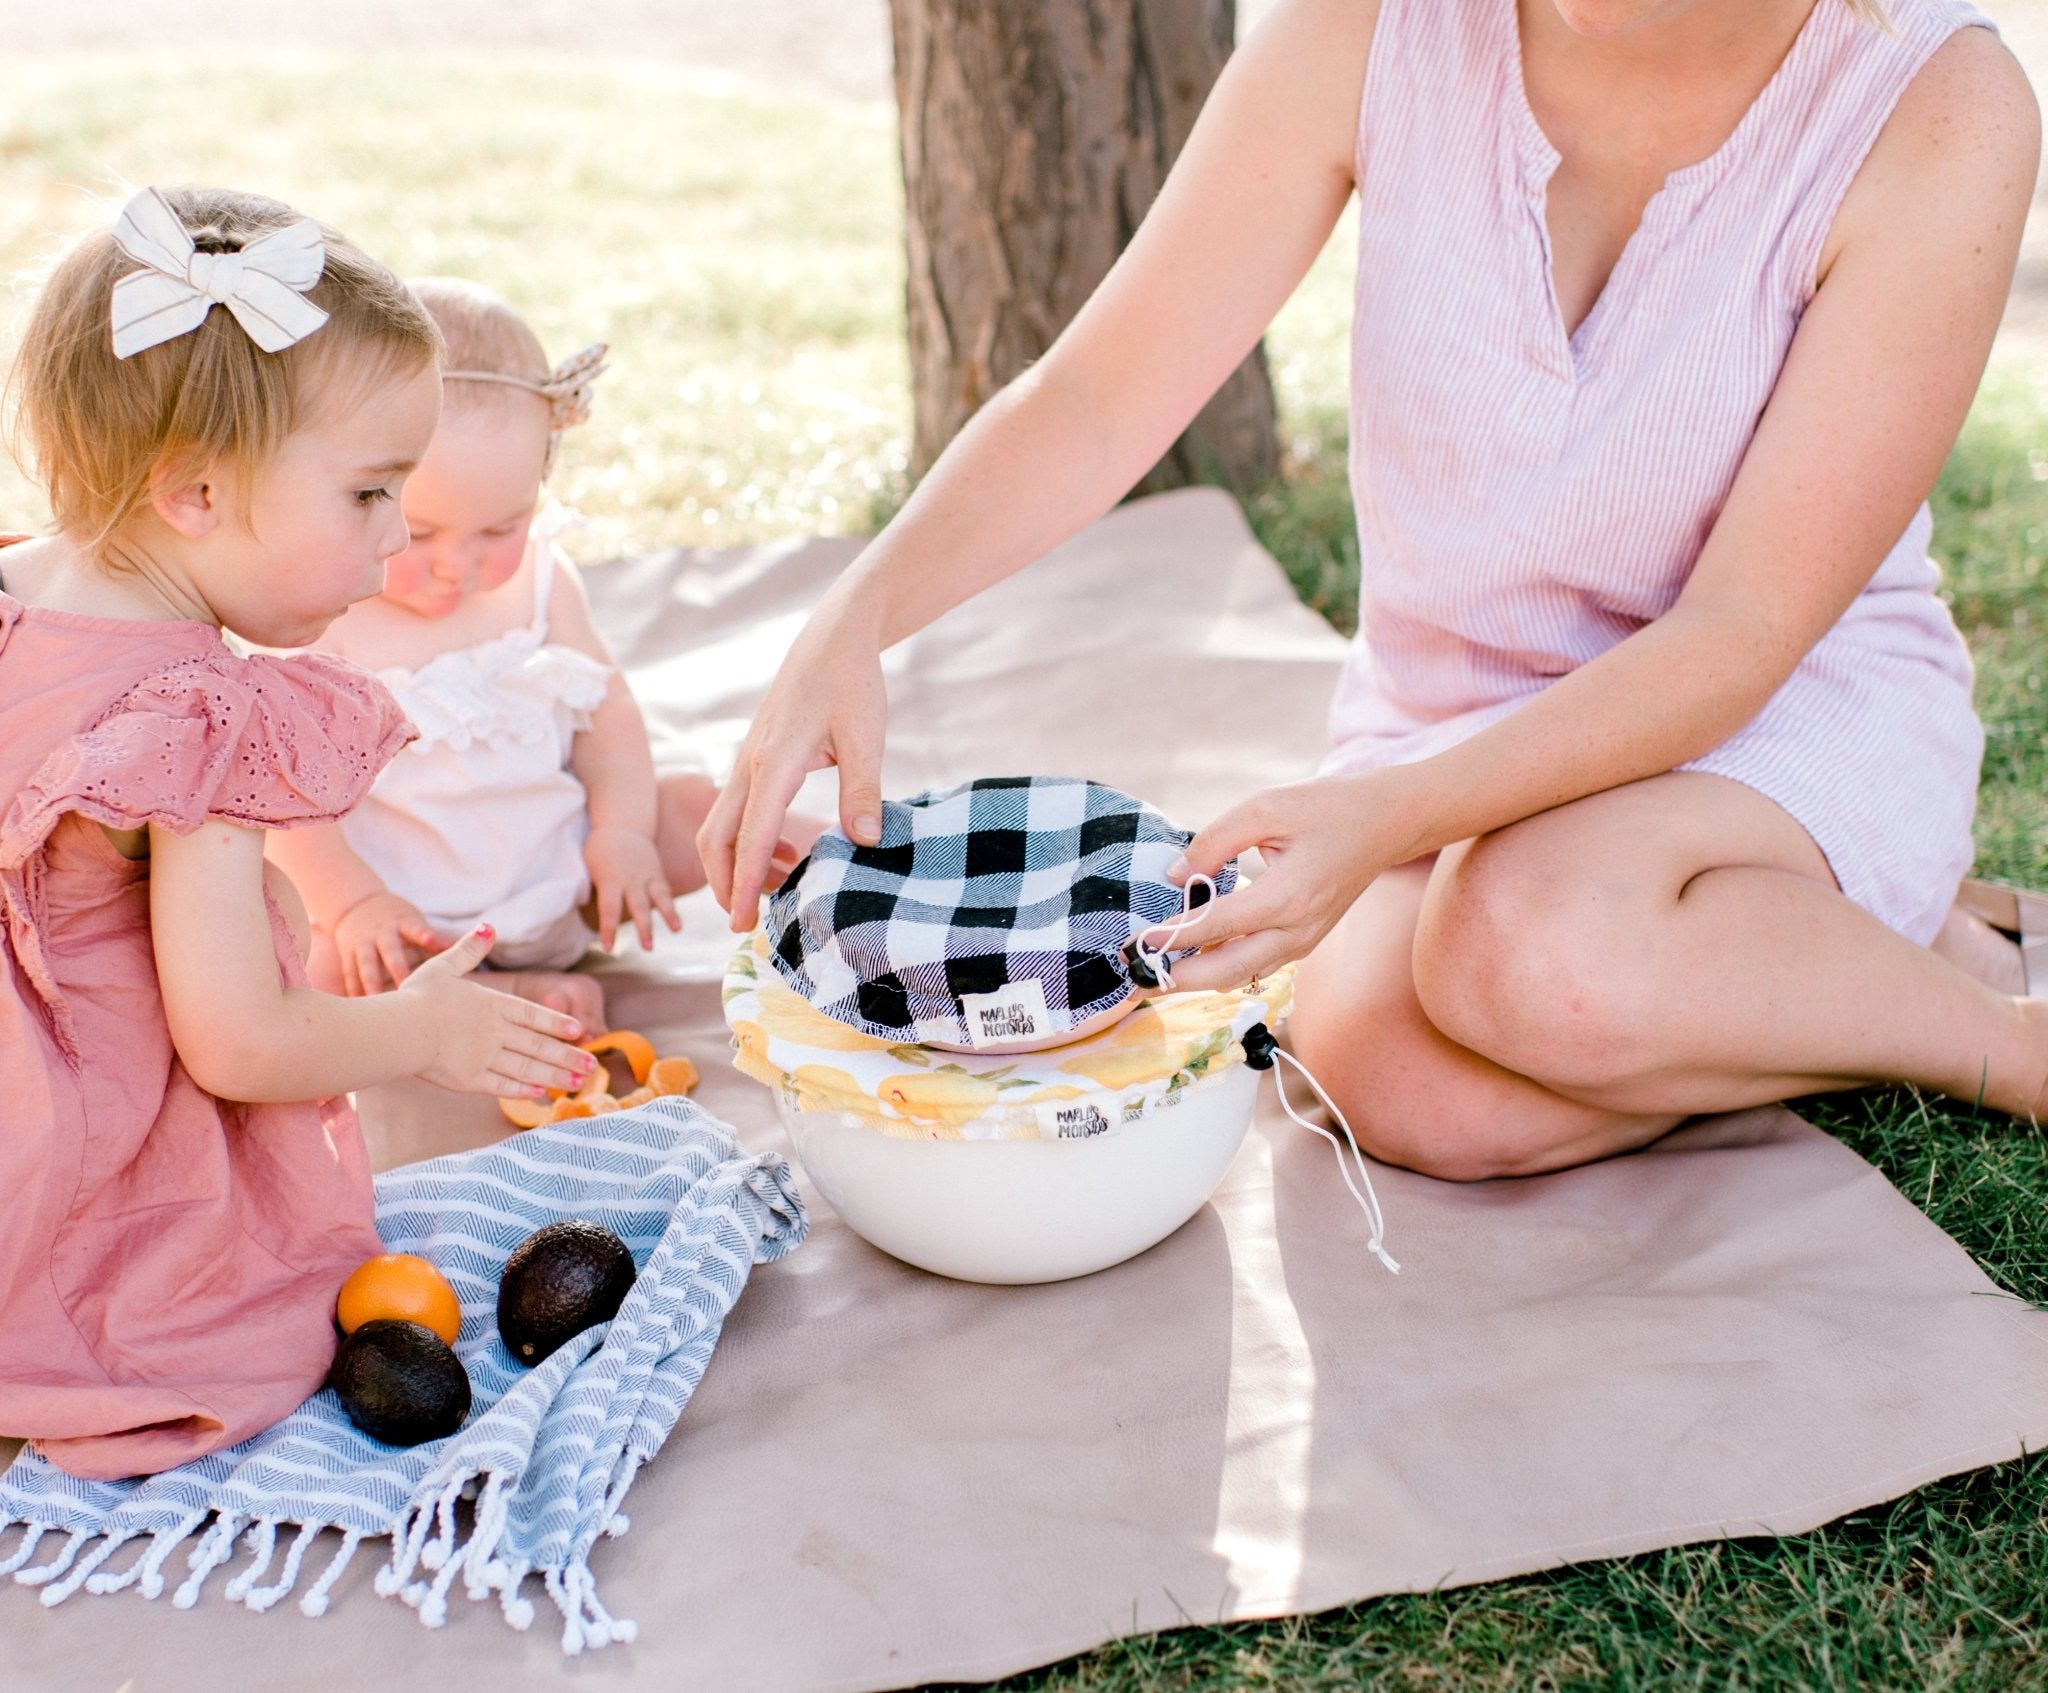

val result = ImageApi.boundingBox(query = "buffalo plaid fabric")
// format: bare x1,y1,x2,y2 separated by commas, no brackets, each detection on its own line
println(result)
764,776,1238,1048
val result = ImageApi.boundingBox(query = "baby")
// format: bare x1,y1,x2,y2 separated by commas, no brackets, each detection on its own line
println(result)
269,280,735,1029
0,188,592,1476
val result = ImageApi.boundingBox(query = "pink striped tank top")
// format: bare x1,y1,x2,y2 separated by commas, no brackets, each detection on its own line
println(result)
1322,0,1991,944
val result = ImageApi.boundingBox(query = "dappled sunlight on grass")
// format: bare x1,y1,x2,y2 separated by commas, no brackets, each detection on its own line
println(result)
0,55,913,558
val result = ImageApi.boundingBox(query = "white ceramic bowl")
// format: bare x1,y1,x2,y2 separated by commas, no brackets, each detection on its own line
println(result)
779,1062,1260,1285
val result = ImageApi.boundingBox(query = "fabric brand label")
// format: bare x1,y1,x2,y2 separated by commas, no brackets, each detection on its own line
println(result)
1036,1100,1114,1140
960,977,1053,1050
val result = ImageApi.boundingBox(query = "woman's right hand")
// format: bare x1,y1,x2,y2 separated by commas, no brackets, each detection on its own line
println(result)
699,595,891,931
394,925,595,1100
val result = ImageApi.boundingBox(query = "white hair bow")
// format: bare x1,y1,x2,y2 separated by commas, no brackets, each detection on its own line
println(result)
109,187,330,360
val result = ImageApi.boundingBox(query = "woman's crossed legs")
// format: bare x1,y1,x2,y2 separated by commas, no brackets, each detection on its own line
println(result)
1290,772,2048,1181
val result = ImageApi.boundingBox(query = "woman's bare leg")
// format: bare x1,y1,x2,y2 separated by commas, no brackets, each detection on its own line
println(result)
1294,773,2048,1180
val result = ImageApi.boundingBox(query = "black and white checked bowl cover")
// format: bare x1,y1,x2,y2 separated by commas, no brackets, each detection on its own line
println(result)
764,776,1239,1051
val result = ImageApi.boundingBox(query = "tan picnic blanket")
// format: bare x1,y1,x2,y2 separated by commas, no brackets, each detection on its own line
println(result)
5,488,2047,1691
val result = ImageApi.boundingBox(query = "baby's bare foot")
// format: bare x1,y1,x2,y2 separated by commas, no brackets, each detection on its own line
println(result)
488,968,607,1034
1933,906,2027,995
2021,996,2048,1127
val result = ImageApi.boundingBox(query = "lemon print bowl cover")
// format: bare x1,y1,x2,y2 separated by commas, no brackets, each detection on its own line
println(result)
723,928,1293,1142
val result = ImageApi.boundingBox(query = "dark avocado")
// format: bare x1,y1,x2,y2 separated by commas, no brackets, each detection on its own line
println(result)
497,1219,638,1366
328,1319,471,1446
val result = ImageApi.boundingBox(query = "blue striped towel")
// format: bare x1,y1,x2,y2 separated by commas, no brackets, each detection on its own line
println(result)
0,1096,806,1653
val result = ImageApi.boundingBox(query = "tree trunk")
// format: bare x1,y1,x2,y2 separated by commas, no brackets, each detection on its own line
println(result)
888,0,1280,496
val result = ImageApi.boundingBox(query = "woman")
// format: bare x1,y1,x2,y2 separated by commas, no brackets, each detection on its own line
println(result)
702,0,2043,1179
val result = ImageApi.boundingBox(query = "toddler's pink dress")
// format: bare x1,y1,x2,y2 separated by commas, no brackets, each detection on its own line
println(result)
0,569,408,1480
1325,0,1988,943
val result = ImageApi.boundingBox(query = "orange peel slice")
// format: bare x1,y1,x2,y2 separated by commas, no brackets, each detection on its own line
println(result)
499,1094,556,1129
547,1092,616,1122
498,1029,696,1126
648,1055,699,1096
581,1030,655,1088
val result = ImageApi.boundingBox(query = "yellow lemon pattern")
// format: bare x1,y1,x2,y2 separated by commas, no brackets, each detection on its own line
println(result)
724,934,1294,1140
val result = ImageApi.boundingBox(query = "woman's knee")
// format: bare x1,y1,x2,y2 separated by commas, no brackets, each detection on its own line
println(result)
1291,958,1559,1183
1410,833,1664,1098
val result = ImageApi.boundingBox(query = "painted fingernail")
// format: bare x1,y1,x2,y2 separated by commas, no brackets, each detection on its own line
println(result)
476,923,495,941
530,1084,548,1099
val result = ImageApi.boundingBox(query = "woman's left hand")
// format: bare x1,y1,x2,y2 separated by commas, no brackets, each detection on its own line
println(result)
584,826,682,951
1163,770,1419,993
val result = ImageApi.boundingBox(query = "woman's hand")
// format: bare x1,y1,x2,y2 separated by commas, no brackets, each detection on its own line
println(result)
1163,770,1420,993
332,889,445,995
699,595,890,931
584,825,681,951
395,926,595,1100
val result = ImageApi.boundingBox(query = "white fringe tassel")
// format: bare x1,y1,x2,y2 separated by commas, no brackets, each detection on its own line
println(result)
2,1470,632,1650
0,1523,47,1577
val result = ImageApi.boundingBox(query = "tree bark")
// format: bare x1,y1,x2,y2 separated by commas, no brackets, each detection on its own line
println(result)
888,0,1280,496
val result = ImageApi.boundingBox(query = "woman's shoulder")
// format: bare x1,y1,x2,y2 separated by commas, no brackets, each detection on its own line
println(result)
1227,0,1382,179
1824,18,2038,277
1891,17,2037,149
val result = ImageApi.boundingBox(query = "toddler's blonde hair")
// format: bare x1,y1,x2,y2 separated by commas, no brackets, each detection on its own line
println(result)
410,277,550,421
5,186,441,555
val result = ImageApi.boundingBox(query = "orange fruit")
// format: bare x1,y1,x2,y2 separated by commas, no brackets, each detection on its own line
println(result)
336,1253,462,1346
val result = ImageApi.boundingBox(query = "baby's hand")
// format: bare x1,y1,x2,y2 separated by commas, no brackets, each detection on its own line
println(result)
584,826,681,952
333,889,445,994
395,926,594,1100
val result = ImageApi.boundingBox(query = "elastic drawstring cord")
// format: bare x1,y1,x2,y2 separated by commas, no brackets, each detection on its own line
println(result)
1267,1043,1400,1274
1125,874,1220,991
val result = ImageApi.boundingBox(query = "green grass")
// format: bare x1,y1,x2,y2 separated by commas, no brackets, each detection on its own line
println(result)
0,56,917,559
2,53,2045,1693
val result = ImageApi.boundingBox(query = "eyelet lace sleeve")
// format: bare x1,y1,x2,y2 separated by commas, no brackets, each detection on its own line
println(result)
3,649,415,854
0,650,413,1065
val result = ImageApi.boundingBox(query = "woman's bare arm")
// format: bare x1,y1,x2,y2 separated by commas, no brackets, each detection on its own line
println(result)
702,0,1381,922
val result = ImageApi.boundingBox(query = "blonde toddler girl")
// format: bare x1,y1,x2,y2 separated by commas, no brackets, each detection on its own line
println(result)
0,188,595,1479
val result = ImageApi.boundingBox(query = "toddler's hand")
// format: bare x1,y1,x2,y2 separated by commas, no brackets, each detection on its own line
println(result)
333,889,445,995
396,926,594,1099
584,826,681,952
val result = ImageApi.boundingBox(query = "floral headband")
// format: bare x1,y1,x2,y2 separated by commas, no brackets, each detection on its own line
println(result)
442,342,608,433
